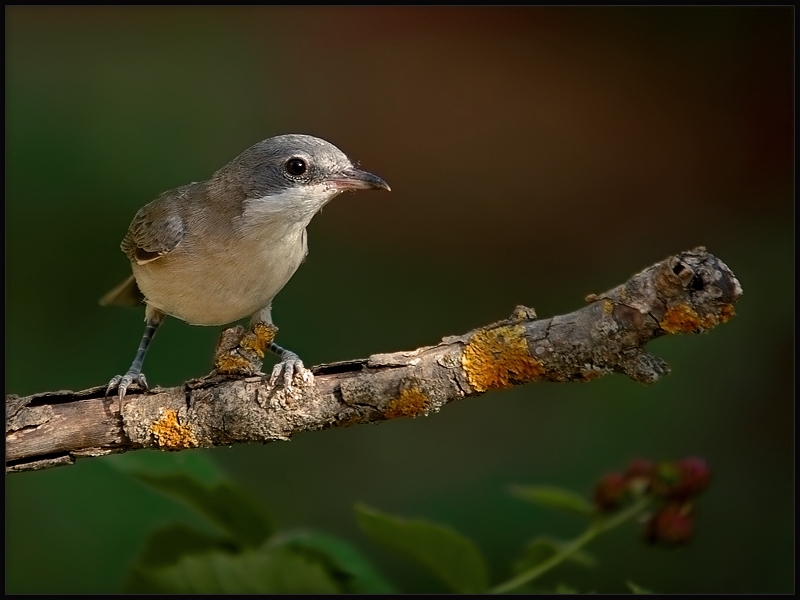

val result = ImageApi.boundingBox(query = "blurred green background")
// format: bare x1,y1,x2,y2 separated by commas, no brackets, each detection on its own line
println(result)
6,6,793,593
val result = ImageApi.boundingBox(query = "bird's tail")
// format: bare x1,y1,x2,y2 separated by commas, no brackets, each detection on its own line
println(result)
100,275,145,307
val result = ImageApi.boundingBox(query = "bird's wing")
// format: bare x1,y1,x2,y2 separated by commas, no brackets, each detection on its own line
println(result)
121,189,188,265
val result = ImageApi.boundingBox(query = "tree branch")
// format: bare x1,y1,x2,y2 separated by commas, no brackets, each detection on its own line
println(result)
6,247,742,473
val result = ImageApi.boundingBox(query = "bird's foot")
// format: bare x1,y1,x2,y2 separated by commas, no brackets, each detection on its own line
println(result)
269,349,314,393
264,348,315,410
106,371,149,412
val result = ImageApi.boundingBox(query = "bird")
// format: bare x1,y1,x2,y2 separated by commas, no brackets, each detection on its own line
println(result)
101,134,390,401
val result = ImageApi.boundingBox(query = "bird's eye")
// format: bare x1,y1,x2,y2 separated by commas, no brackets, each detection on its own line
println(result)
285,157,307,177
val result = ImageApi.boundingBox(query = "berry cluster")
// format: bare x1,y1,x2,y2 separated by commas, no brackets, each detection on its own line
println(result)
593,457,711,545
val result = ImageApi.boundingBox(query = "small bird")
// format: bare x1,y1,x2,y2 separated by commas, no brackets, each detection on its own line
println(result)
101,134,390,400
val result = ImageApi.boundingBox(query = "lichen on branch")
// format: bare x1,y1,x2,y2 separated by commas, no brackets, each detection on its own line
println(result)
6,247,742,473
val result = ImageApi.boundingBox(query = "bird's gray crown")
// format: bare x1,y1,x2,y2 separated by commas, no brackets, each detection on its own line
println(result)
220,134,355,198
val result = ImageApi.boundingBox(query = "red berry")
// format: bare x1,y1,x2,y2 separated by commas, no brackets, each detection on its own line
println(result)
651,458,711,500
646,503,694,544
673,457,711,499
593,472,629,512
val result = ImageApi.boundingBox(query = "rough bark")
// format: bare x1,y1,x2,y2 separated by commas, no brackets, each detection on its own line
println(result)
6,247,743,473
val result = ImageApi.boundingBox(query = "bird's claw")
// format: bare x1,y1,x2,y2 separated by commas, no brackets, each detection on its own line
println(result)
105,371,149,401
269,351,312,392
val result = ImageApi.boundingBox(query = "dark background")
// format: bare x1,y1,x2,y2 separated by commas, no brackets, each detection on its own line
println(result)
6,7,793,593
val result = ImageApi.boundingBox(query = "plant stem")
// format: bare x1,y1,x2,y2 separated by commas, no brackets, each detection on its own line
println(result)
489,497,652,594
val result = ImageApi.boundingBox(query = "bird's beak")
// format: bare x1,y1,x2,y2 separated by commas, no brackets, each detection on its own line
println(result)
328,167,391,192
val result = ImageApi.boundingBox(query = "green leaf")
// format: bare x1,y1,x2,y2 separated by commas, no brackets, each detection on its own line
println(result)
626,580,653,594
127,545,342,594
124,524,235,592
134,473,273,548
108,449,223,486
513,536,596,574
509,485,595,516
273,530,396,593
355,504,489,594
134,523,235,568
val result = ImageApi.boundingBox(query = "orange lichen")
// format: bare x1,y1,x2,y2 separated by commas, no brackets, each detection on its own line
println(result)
213,322,277,375
214,353,254,375
659,304,735,334
239,322,277,358
385,386,429,419
150,409,198,450
718,304,736,324
461,324,545,392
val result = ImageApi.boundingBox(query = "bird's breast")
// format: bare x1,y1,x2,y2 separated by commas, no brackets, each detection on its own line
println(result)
133,225,308,326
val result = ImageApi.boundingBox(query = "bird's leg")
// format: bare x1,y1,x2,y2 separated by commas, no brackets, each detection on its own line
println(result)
212,307,310,391
267,341,312,391
106,308,164,409
244,305,311,391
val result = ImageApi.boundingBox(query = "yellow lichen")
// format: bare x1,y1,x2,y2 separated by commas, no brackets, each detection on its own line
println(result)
603,299,614,315
214,353,254,374
150,409,198,450
659,304,703,333
239,322,278,358
385,386,429,419
461,324,545,392
659,304,734,334
214,322,278,375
